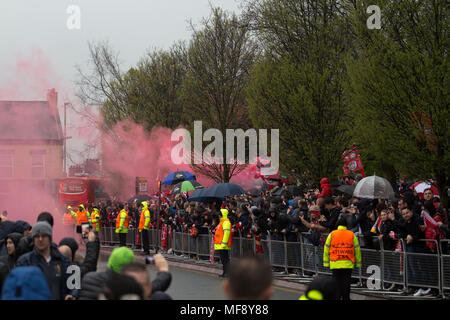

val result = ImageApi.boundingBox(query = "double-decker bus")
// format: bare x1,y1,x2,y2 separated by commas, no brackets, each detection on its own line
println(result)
59,176,110,206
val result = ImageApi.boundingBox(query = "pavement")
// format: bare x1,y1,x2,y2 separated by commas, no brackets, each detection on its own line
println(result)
95,245,445,300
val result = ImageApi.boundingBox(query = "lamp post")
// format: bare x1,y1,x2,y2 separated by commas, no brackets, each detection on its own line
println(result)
156,180,162,253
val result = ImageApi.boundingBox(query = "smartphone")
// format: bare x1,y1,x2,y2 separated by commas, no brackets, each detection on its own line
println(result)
145,256,155,265
81,223,90,239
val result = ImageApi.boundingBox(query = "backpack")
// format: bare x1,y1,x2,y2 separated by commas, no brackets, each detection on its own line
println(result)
1,266,52,300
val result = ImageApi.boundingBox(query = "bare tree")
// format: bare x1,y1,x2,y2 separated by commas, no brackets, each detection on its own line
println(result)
182,7,259,182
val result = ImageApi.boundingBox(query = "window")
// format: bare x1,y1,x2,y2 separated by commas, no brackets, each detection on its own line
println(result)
30,150,46,178
0,150,14,178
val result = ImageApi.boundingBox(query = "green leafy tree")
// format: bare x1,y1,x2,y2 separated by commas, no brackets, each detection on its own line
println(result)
346,0,449,204
245,0,354,183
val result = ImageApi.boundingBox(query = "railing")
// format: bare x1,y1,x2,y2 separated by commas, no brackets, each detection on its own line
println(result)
99,227,449,297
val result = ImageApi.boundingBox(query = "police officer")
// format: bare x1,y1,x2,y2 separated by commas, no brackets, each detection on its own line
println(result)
323,218,361,300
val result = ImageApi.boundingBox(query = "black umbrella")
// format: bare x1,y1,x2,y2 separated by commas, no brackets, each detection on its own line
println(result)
187,188,222,203
336,185,356,196
201,183,245,199
273,185,302,197
127,194,151,204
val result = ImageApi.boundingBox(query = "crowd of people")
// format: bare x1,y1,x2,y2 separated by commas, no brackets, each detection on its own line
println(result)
0,175,448,300
0,209,176,300
84,176,449,297
0,206,282,300
93,178,448,255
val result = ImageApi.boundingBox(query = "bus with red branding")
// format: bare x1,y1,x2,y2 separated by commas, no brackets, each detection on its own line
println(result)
59,176,110,206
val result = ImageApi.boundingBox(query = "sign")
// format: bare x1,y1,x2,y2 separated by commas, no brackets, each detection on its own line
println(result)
136,177,148,194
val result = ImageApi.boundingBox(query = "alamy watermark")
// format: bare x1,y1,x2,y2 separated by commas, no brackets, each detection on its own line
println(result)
65,4,381,31
367,5,382,30
171,121,279,176
66,5,81,30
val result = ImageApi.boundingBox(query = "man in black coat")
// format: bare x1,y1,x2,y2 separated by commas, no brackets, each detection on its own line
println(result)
313,197,341,233
58,232,100,278
396,206,430,296
16,221,75,300
17,212,54,256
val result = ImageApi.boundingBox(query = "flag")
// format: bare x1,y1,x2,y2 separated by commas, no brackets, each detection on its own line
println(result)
370,217,381,234
422,210,438,229
209,232,215,264
255,235,264,254
342,145,365,177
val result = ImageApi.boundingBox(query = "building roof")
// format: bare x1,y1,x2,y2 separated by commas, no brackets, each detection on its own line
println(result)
0,100,63,144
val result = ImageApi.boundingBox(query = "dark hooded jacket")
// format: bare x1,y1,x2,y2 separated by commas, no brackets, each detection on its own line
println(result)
0,233,23,276
0,221,31,256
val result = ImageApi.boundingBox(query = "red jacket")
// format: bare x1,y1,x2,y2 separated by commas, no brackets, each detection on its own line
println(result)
318,178,333,198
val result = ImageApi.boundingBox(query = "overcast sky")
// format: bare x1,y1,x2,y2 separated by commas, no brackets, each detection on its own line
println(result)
0,0,243,166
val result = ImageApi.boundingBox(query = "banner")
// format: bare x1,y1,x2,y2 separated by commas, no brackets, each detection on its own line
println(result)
161,223,168,251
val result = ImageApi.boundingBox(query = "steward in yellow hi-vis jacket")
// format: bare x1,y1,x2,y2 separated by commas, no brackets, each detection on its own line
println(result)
214,209,233,277
323,219,361,300
115,203,129,247
91,208,101,232
138,201,151,255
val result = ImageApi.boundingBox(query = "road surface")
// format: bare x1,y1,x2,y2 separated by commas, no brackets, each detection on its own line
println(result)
96,254,302,300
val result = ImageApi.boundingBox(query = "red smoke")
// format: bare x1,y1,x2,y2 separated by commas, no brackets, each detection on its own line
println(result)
100,120,215,199
0,49,67,243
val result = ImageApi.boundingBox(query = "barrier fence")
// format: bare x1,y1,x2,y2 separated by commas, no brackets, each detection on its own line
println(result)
99,227,449,297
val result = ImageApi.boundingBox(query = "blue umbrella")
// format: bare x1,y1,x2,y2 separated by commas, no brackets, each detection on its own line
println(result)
201,183,245,199
162,171,196,185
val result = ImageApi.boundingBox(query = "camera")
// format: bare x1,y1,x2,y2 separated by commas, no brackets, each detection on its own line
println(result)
145,256,155,265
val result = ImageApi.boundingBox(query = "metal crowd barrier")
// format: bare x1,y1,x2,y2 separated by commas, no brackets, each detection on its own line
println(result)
440,240,450,296
99,227,447,296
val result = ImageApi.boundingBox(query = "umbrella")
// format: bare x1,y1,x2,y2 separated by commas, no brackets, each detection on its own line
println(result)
201,183,245,199
410,181,439,198
336,185,356,197
352,175,395,200
171,180,204,194
127,194,151,204
187,188,222,203
162,171,196,185
273,186,302,197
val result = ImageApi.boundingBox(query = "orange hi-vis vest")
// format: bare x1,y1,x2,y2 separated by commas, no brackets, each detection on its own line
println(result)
214,219,233,247
76,210,89,226
329,228,356,263
63,212,74,226
115,209,129,229
138,208,150,231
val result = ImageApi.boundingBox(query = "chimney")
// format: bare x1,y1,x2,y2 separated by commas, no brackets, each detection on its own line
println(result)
46,88,64,140
47,88,58,109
